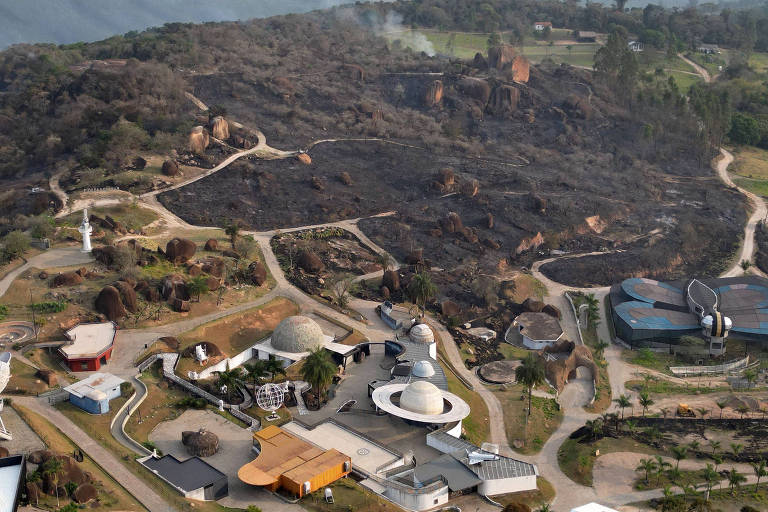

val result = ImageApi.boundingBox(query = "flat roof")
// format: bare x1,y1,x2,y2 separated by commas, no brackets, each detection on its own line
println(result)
427,432,537,481
64,373,125,399
61,322,116,359
282,421,401,475
414,453,481,491
391,339,447,390
614,302,700,331
514,312,563,341
371,383,470,424
0,455,24,512
238,425,350,487
142,454,225,492
620,278,686,307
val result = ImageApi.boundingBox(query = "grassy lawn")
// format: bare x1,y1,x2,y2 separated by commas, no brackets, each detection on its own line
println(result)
749,51,768,73
735,176,768,198
732,145,768,179
666,70,703,91
626,378,729,396
59,202,158,232
6,357,50,395
685,50,727,75
558,435,662,486
26,348,77,385
12,403,143,511
497,343,531,360
495,477,555,509
300,477,403,512
440,359,490,446
623,347,683,375
174,297,299,376
510,273,547,302
125,364,189,443
635,467,705,491
492,383,562,454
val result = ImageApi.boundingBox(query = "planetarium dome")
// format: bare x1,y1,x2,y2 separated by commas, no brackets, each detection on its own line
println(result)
409,324,434,344
411,360,436,378
271,316,325,353
399,380,444,415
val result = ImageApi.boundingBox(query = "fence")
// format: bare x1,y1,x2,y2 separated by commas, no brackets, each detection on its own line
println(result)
670,356,750,376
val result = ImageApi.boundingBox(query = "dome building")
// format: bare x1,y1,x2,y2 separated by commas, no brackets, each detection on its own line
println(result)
411,360,436,379
399,381,444,415
409,324,437,359
271,316,325,353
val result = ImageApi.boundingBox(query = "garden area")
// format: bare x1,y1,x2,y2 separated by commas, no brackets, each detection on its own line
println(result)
493,383,562,454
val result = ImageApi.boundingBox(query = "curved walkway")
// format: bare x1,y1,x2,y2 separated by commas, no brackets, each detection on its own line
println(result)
678,53,712,83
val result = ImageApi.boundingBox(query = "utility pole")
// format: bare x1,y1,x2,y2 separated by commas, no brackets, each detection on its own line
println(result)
29,290,38,343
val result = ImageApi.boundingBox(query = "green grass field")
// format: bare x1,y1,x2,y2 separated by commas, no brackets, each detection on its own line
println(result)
732,146,768,179
735,177,768,198
749,51,768,73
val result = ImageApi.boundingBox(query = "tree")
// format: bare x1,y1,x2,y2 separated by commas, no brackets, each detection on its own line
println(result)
515,353,546,424
731,443,744,459
536,505,552,512
613,394,632,420
696,407,709,419
584,293,600,328
752,459,767,493
29,215,55,239
187,275,209,302
702,463,718,501
671,445,688,470
376,252,395,271
594,29,638,101
713,453,723,472
727,467,746,495
487,32,502,50
265,359,285,382
113,244,139,281
637,458,657,485
42,457,63,507
328,274,356,309
740,259,753,272
26,470,41,505
300,347,337,400
242,361,267,389
585,418,604,440
216,367,243,403
710,440,721,455
737,405,750,418
225,223,240,246
3,230,30,259
716,400,727,419
615,0,628,11
689,440,700,453
729,112,762,146
639,391,654,417
407,272,438,316
655,455,671,485
594,339,609,361
744,369,757,388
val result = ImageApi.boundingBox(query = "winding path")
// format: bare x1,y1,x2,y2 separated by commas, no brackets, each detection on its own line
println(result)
678,53,712,83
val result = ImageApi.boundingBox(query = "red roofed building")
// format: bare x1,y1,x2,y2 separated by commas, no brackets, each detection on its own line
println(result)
59,322,117,371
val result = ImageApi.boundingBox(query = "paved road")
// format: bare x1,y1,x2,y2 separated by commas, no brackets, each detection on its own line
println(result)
16,396,169,512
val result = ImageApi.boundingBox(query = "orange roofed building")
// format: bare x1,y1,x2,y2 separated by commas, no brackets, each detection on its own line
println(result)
237,425,351,497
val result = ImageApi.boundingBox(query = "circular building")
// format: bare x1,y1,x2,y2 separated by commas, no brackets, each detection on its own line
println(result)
409,324,434,344
400,381,443,415
271,316,325,353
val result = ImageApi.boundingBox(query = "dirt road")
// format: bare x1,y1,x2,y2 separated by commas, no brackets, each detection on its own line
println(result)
678,53,712,83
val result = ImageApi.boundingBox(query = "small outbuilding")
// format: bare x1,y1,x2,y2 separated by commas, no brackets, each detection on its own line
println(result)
140,453,228,501
60,322,117,371
533,21,552,31
380,301,415,330
512,312,564,349
576,31,598,42
64,373,125,414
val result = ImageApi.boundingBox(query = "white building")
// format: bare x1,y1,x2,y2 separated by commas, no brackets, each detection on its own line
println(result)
510,312,564,350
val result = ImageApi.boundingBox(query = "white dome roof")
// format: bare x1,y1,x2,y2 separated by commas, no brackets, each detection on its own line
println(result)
399,380,444,415
409,324,434,344
0,352,10,394
86,389,107,401
271,316,325,353
411,360,435,378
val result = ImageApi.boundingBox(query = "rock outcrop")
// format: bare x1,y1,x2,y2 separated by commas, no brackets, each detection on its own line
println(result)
201,257,226,278
488,44,518,70
210,116,229,140
487,85,520,116
248,261,267,286
458,77,491,104
114,281,137,313
297,153,312,165
52,271,83,288
204,239,218,251
510,55,530,83
162,274,190,312
95,285,127,321
522,297,545,313
515,232,544,254
189,126,209,156
165,238,196,264
162,160,181,176
382,270,400,291
298,250,324,273
542,341,599,392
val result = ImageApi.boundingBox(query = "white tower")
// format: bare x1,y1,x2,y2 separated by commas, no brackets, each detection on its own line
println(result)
78,208,92,253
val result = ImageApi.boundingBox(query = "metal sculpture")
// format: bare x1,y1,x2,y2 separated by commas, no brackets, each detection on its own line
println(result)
256,382,287,421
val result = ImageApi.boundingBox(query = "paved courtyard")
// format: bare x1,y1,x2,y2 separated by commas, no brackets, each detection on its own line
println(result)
148,408,302,511
0,406,46,454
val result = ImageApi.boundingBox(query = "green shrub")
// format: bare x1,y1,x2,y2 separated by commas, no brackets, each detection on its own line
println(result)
30,301,67,313
0,304,7,321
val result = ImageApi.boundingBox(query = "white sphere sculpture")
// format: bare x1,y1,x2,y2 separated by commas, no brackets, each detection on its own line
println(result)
256,383,285,413
0,352,11,394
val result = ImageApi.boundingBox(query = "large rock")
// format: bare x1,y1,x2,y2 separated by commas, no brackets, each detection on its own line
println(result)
440,212,463,233
487,85,520,116
210,116,229,140
472,52,488,69
458,77,491,104
162,160,181,176
515,232,544,255
441,300,461,317
298,250,324,273
92,245,118,266
165,238,196,264
52,271,83,288
488,44,517,70
95,286,127,321
114,281,137,313
510,55,530,83
204,239,218,251
205,276,221,291
162,274,189,301
382,270,400,292
248,262,267,286
222,249,241,259
522,297,545,313
404,248,423,265
37,369,57,386
201,257,226,278
297,153,312,165
424,80,444,107
189,126,209,155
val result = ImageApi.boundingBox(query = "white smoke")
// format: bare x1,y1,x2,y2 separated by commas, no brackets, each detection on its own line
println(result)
377,12,436,56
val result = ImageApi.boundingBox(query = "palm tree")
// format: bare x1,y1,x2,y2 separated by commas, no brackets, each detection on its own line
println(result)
636,458,657,485
744,369,757,388
42,457,63,507
737,405,750,418
225,223,240,246
696,407,709,419
727,467,746,495
187,275,209,302
26,471,41,505
594,339,609,360
613,394,632,420
265,359,285,382
585,418,604,441
702,463,718,502
638,391,654,417
731,443,744,460
689,440,700,453
752,459,767,493
585,293,600,327
709,440,721,455
667,466,683,484
515,353,546,423
625,419,637,434
242,361,267,389
712,453,723,473
671,445,688,470
300,347,337,401
407,272,438,316
216,367,243,403
655,456,671,485
662,486,674,504
716,400,727,419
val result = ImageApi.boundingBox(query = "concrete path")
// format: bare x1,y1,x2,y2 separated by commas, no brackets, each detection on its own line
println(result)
110,375,148,454
16,396,172,512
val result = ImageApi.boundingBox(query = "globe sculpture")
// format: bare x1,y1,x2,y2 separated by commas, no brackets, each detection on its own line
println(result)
0,352,12,440
256,382,287,422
